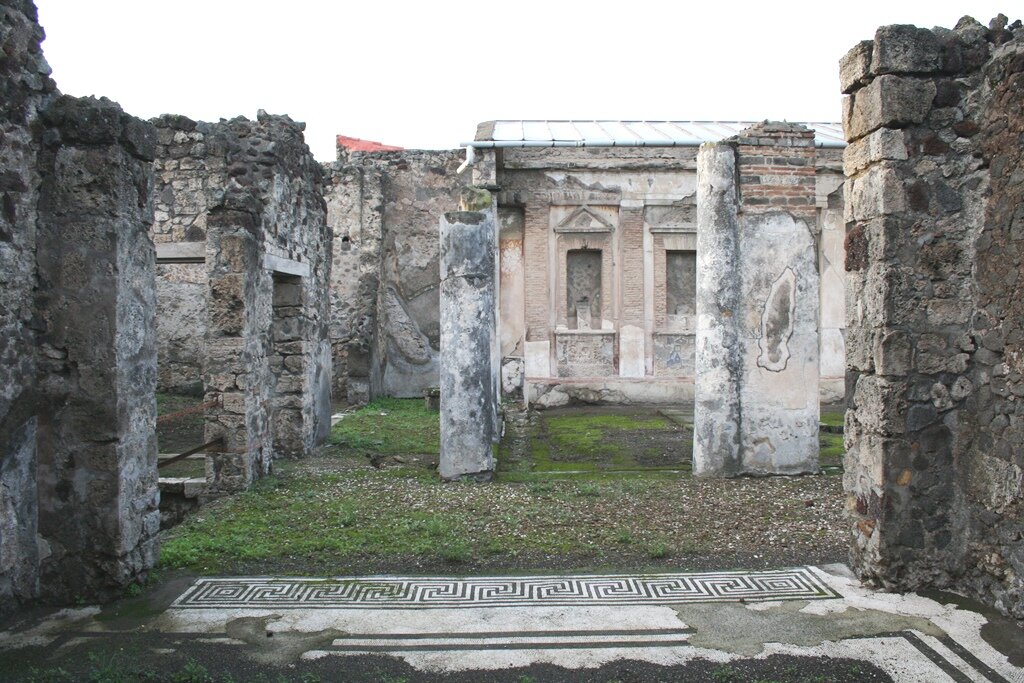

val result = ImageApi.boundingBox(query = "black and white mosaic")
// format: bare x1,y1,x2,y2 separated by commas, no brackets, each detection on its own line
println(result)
171,567,839,609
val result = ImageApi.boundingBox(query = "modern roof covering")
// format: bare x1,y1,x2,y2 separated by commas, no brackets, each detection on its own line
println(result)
471,121,846,148
336,135,404,153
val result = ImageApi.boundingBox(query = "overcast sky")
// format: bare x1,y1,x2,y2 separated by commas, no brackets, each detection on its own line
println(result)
34,0,1011,162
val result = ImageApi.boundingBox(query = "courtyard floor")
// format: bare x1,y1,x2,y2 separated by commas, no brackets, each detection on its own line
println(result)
1,564,1022,682
4,399,1020,681
156,399,847,576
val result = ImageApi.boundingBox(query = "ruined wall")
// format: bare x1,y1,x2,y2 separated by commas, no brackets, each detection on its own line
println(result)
0,0,56,612
324,150,463,403
34,95,159,601
842,17,1024,618
1,0,162,611
694,123,820,477
185,113,332,492
151,114,226,394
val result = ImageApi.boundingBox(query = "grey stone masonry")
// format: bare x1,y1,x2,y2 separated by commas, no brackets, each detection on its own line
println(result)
439,207,497,481
34,95,160,602
323,150,464,405
172,112,334,493
0,0,56,615
693,122,821,477
2,0,160,613
842,15,1024,620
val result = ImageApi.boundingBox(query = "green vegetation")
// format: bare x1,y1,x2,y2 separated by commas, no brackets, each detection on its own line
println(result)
819,407,845,429
329,398,439,455
155,403,846,576
499,408,692,479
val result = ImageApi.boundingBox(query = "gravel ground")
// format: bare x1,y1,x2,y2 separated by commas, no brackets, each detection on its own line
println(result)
162,453,849,576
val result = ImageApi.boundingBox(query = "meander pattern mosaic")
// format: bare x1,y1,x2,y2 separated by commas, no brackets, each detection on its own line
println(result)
172,567,839,609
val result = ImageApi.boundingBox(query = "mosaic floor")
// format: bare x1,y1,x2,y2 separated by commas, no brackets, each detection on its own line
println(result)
171,567,839,609
2,565,1021,682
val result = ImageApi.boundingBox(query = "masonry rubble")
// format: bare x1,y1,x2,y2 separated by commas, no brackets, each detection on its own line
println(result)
842,14,1024,619
1,0,159,613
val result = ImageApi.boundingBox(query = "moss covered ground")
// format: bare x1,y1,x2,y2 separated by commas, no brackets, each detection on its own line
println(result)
158,399,847,577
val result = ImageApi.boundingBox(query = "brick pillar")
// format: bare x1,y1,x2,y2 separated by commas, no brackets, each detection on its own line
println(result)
618,202,646,377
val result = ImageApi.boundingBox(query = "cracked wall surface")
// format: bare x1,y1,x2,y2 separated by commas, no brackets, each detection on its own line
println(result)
842,15,1024,619
324,150,464,404
1,0,160,613
152,113,334,493
693,123,821,477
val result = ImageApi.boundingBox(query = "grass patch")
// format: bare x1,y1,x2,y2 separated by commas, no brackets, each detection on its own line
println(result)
329,398,438,455
820,407,845,428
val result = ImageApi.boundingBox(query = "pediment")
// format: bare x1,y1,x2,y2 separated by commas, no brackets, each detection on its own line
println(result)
554,205,615,233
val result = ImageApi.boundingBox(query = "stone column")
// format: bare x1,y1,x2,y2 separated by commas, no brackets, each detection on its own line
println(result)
439,204,496,481
693,143,743,475
203,190,271,493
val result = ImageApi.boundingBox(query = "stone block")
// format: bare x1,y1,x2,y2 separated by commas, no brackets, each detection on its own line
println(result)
871,25,942,76
844,76,936,141
850,163,906,220
618,325,645,378
524,340,551,378
852,375,908,436
844,129,908,176
873,329,912,376
840,40,874,94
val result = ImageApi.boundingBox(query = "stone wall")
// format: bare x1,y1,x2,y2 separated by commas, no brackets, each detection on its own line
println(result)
324,150,464,404
151,114,227,394
34,95,160,601
167,113,334,492
1,0,161,612
0,0,56,613
694,123,821,476
842,16,1024,618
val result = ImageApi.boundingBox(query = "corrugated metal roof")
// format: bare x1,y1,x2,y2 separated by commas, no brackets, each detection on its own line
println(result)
479,121,846,148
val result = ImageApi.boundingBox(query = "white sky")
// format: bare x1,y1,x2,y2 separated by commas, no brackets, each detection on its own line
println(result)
34,0,1012,162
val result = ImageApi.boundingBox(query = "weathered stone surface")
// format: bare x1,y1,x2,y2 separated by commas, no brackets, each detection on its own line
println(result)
694,124,820,477
843,18,1024,620
693,142,742,476
840,40,874,94
871,24,942,76
1,0,162,614
323,150,464,404
0,0,56,615
33,94,160,603
151,111,334,492
439,210,497,481
843,75,937,141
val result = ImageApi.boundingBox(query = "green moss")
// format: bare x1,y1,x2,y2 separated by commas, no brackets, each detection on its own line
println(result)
329,398,438,455
819,432,845,471
819,408,845,428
